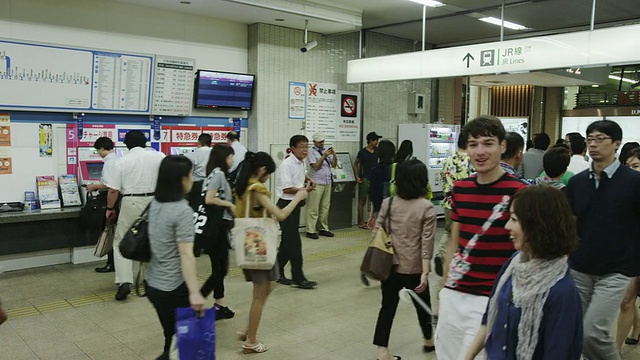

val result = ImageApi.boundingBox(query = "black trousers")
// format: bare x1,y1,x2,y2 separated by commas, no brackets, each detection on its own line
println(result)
276,199,305,282
373,269,433,347
106,250,114,267
146,283,190,354
200,222,230,300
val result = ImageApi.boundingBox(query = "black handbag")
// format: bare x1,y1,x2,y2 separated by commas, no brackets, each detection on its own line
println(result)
119,204,151,262
80,193,106,231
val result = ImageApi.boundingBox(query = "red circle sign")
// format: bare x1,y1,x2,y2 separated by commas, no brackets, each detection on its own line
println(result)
342,96,356,116
294,86,302,96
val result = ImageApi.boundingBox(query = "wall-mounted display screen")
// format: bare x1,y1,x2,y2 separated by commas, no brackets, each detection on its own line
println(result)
194,70,255,110
85,162,104,180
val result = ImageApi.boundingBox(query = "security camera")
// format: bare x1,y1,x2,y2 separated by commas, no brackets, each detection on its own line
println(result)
300,40,318,53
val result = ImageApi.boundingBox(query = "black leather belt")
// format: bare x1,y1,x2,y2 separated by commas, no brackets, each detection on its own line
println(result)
123,193,155,197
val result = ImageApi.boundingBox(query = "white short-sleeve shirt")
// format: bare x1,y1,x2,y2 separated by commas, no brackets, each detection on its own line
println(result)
276,155,306,200
107,147,165,195
101,152,118,187
186,146,212,182
230,141,248,173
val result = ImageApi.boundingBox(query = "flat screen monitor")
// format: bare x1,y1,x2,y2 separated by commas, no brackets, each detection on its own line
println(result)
85,162,104,181
194,70,255,110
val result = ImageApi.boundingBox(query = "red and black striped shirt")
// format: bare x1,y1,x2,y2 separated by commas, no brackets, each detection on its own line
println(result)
446,173,528,296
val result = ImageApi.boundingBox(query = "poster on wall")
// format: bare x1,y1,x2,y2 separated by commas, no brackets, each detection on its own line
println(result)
39,124,53,157
499,117,529,143
336,92,361,142
0,114,11,174
0,146,11,175
305,82,338,141
288,81,306,119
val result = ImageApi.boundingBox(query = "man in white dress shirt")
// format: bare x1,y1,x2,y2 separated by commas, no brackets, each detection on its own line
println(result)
86,137,118,273
186,133,212,210
276,135,316,289
105,131,165,301
566,132,590,175
227,131,247,181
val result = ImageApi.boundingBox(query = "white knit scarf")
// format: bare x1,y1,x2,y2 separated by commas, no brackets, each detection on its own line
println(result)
486,253,568,360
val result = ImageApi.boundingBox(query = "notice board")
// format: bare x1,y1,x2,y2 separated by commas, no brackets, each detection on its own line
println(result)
0,39,153,114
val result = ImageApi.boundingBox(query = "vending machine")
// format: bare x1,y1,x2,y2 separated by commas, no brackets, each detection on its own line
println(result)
398,123,460,217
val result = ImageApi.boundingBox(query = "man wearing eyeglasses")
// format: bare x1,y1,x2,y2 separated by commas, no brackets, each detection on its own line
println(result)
566,120,640,360
276,135,317,289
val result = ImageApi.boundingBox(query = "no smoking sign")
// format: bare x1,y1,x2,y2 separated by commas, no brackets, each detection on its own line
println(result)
341,94,357,118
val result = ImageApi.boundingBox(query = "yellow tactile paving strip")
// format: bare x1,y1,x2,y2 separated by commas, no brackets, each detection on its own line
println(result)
5,229,371,320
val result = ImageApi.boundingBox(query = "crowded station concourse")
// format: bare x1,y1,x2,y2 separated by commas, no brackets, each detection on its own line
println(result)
2,1,640,359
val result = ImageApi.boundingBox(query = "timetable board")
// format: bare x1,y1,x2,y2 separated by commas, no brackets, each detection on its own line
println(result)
0,39,153,114
152,56,195,116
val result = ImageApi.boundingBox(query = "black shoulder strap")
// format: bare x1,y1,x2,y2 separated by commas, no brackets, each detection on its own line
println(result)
316,148,331,167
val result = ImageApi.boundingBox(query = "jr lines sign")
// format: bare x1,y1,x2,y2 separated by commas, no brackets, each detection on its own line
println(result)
347,24,640,83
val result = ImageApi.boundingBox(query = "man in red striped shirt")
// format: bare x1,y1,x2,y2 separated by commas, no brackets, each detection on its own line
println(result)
435,116,528,360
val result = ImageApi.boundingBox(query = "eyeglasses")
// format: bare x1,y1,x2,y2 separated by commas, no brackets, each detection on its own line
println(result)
586,135,612,144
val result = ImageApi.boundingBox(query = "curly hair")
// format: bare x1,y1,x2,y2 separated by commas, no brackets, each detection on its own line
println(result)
510,185,577,260
464,115,506,142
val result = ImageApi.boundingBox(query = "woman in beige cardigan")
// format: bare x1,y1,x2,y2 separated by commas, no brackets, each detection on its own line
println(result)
372,159,437,360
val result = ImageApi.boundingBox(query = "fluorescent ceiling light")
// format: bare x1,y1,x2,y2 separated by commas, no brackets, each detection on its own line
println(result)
408,0,446,7
479,17,528,30
609,75,636,84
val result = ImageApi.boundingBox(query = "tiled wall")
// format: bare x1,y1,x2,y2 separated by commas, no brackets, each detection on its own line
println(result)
248,24,433,156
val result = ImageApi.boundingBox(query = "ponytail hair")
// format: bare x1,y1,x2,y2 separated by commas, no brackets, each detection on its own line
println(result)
234,151,276,197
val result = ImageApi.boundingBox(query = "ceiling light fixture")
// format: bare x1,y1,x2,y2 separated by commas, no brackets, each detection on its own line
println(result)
407,0,446,7
479,17,528,30
609,75,636,84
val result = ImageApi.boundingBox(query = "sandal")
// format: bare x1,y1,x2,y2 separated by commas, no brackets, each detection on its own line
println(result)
242,342,269,354
377,356,401,360
625,335,640,345
359,224,369,230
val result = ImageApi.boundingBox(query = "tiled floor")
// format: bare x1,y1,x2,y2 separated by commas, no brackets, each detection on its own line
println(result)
2,226,640,360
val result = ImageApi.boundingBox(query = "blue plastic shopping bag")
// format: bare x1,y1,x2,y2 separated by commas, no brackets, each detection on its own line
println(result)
175,307,216,360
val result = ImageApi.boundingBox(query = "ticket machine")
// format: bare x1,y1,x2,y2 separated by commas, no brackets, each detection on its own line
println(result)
77,147,127,203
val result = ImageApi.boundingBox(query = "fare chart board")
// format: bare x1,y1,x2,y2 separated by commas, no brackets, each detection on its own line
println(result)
152,56,195,116
0,39,153,114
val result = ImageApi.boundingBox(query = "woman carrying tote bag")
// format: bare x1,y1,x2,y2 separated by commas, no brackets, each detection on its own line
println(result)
372,159,437,360
233,151,307,354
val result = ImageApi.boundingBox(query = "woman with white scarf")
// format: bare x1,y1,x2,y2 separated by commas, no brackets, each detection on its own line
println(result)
465,185,583,360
